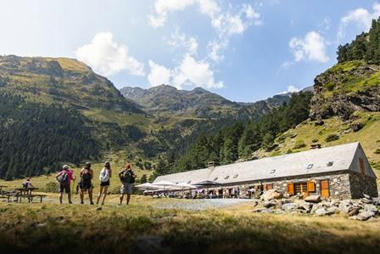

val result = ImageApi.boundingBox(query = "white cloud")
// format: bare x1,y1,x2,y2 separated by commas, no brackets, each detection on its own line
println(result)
75,32,145,76
147,60,171,86
279,85,299,94
338,3,380,41
167,30,198,55
148,54,223,89
289,31,329,63
149,0,261,62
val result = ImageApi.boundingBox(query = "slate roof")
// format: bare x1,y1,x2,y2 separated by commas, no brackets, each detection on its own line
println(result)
153,142,375,185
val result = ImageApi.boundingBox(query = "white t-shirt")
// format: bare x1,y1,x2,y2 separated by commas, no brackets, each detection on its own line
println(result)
99,168,110,182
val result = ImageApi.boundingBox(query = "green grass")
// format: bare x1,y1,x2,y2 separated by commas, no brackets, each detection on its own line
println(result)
0,196,379,253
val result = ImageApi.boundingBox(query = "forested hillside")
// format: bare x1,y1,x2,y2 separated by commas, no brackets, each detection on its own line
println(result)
155,92,313,176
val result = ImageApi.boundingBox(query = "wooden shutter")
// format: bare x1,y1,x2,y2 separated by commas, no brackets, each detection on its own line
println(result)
287,183,294,195
320,180,329,198
307,181,315,192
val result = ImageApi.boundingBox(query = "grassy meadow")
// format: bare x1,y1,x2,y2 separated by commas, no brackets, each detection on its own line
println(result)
0,195,380,254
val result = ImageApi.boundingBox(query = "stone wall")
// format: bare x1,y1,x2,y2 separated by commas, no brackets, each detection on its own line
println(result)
211,171,353,199
349,172,378,198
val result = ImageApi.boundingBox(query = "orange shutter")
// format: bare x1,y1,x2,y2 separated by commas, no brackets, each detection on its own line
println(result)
320,180,329,198
287,183,294,195
307,181,315,192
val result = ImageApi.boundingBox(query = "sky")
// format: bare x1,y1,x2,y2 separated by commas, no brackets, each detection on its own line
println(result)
0,0,379,102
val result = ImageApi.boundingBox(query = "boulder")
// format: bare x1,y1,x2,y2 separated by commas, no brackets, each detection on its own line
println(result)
296,201,313,213
304,195,321,203
282,203,298,212
372,197,380,206
252,200,259,207
339,200,354,214
363,204,378,214
351,211,376,221
347,207,361,216
261,190,283,201
253,208,273,213
314,208,329,216
263,200,277,208
361,197,373,204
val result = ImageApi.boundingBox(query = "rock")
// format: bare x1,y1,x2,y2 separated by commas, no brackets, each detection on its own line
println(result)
330,200,341,207
363,194,371,199
352,211,376,221
339,200,353,214
282,203,298,212
363,204,378,214
347,207,361,216
296,201,313,213
252,200,259,207
361,198,372,204
315,120,324,126
350,122,364,132
304,195,321,203
372,197,380,206
263,200,277,208
314,208,328,216
96,207,102,211
261,190,283,201
253,208,273,213
326,207,339,215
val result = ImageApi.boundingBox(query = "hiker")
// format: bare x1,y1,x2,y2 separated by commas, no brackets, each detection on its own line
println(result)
22,177,34,189
96,161,112,206
79,162,94,205
56,165,75,204
119,163,136,205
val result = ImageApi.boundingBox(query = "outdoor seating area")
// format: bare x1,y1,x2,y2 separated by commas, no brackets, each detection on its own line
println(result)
0,186,46,203
136,180,246,199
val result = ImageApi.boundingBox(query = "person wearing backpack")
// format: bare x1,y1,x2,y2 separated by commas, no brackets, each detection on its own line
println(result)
118,163,136,206
79,162,94,205
96,161,112,206
56,165,74,204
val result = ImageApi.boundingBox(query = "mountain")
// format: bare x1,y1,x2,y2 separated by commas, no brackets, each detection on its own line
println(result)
0,55,148,179
120,84,293,119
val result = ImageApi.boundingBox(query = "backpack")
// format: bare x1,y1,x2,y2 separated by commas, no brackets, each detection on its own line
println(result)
81,169,92,184
57,171,69,184
120,170,135,183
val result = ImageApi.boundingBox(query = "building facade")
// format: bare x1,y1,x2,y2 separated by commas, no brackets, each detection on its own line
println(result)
153,142,378,199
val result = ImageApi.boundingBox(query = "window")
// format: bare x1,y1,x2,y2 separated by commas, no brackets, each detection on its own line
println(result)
359,158,365,175
307,164,313,169
294,182,307,194
327,161,334,167
233,174,239,178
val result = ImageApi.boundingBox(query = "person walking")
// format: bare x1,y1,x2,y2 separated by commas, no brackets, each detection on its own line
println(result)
56,165,75,204
79,162,94,205
119,163,136,206
96,161,112,206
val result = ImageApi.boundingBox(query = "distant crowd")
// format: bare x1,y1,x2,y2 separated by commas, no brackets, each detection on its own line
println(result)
51,162,136,206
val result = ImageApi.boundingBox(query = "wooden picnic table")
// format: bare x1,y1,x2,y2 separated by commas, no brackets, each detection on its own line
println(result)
9,187,45,203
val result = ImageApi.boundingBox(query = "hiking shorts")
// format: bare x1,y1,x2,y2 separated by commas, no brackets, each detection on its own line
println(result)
120,183,133,195
59,183,70,193
80,181,93,190
100,180,110,187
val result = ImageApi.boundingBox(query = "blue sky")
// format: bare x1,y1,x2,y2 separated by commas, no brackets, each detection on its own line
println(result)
0,0,379,102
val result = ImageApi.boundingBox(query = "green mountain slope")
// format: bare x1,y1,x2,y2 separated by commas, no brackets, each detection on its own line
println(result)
121,84,293,120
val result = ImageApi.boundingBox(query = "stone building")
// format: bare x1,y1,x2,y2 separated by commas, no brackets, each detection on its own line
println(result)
153,142,378,199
